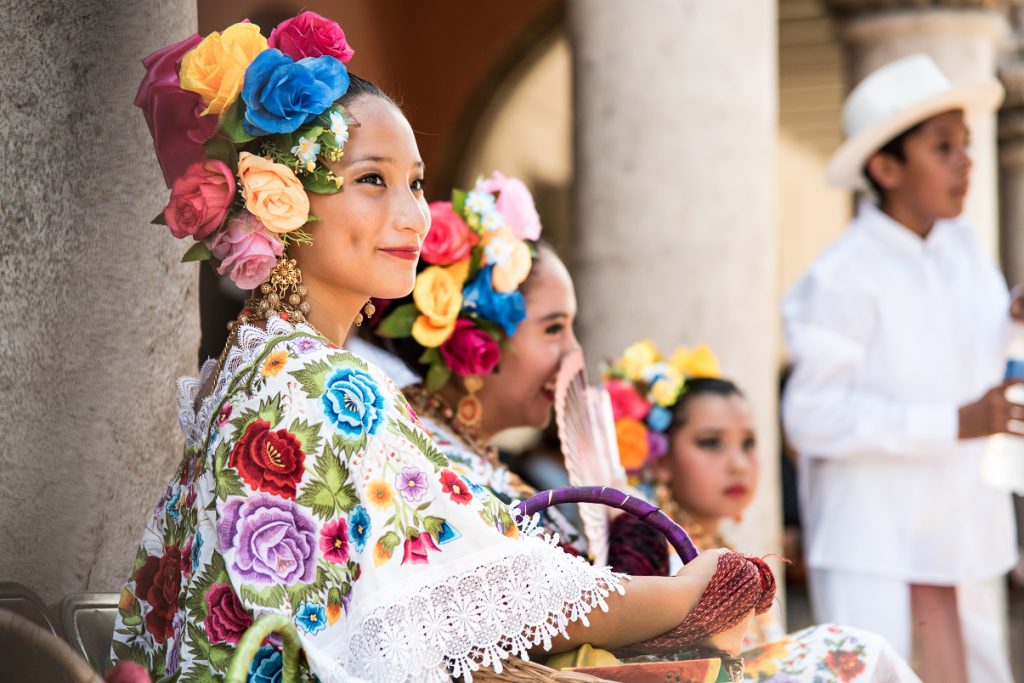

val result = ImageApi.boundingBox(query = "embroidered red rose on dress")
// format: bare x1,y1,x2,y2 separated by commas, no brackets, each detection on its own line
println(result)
133,547,182,643
229,419,306,498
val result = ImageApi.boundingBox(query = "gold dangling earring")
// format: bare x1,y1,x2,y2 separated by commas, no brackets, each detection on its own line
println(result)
250,255,310,323
456,375,484,430
354,299,376,327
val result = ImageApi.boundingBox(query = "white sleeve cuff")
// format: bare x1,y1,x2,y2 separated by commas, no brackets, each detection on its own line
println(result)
905,403,959,455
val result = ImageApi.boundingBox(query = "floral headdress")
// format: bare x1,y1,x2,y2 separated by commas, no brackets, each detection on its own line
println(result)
604,340,722,478
375,172,543,391
136,12,357,293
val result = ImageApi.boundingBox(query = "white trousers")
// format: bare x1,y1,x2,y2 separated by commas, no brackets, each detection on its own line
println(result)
808,568,1012,683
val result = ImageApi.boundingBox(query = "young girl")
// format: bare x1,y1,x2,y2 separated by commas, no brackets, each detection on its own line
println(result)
604,340,922,682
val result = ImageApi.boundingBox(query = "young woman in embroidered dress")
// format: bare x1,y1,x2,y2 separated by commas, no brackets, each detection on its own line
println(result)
112,13,765,683
604,343,921,681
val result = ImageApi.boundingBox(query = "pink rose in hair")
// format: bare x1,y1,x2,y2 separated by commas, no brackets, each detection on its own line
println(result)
135,34,219,188
209,211,284,290
440,319,500,377
477,171,542,241
606,379,651,421
269,11,355,62
422,201,479,266
163,160,236,240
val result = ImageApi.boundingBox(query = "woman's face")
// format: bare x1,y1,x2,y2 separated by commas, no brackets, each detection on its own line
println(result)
476,248,580,435
296,95,430,304
657,393,758,525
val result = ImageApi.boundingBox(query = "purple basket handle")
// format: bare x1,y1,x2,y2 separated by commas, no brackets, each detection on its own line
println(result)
515,485,699,565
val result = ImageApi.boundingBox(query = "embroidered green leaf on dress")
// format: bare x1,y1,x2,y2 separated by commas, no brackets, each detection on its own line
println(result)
285,564,330,607
111,640,150,667
288,418,322,455
239,583,287,608
389,419,449,472
185,552,230,620
230,394,285,434
186,621,212,659
295,444,358,519
208,643,235,672
291,352,352,398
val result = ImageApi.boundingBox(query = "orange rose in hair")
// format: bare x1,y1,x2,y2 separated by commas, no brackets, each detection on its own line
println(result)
179,22,267,116
615,418,650,473
237,152,310,234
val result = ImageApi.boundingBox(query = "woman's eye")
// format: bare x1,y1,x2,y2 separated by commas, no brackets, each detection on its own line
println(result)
743,437,757,452
411,177,428,192
937,141,952,155
544,323,565,336
696,437,722,451
357,173,385,186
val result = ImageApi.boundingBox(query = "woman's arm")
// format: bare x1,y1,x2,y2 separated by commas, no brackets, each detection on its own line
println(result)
543,549,744,653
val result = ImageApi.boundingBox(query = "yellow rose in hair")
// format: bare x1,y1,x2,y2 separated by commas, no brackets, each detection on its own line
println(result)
651,376,684,407
180,22,268,116
445,258,471,287
492,240,532,293
670,344,721,378
411,266,463,348
237,152,310,234
617,340,661,381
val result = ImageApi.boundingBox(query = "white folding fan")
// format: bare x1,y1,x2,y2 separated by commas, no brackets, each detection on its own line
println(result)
553,347,628,565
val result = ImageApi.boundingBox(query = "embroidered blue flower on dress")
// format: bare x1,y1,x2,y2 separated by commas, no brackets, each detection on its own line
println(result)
191,532,204,573
348,505,371,551
295,602,328,635
165,487,183,523
248,645,283,683
321,366,386,438
436,521,462,545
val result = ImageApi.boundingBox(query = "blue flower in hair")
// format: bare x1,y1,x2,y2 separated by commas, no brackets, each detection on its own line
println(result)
462,266,526,337
242,49,350,135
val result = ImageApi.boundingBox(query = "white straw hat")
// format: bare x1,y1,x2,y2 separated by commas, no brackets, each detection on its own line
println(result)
826,53,1004,189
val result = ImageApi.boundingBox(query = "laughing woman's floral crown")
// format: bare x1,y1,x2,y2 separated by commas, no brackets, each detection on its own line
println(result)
603,340,722,477
137,12,358,306
374,172,543,394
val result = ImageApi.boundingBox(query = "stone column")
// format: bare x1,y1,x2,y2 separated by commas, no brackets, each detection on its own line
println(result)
0,1,200,601
828,0,1013,255
1000,57,1024,285
569,1,780,562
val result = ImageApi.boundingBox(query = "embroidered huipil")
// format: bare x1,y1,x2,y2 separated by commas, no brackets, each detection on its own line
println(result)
782,200,1016,582
110,319,622,682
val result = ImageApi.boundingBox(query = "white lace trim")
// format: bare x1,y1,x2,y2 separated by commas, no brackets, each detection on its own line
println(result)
307,534,624,683
176,317,318,449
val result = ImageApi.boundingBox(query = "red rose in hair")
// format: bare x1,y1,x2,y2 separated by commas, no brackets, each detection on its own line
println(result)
605,379,650,421
229,420,306,499
439,469,473,505
269,11,354,62
133,547,182,644
439,320,500,377
824,649,866,682
203,583,253,645
421,201,479,266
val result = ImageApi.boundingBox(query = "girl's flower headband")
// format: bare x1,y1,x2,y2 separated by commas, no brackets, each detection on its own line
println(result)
375,172,543,391
603,340,721,476
136,12,357,289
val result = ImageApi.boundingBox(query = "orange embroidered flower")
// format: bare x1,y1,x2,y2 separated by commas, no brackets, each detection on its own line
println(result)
367,480,393,509
261,350,289,378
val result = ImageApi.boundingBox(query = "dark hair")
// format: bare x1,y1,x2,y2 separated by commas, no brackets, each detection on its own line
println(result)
339,73,398,109
862,122,922,196
669,377,744,431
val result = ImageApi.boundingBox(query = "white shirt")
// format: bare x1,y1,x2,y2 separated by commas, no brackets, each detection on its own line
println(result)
782,200,1016,583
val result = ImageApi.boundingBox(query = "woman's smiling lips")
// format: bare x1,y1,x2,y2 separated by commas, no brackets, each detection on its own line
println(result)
724,484,748,497
379,246,420,261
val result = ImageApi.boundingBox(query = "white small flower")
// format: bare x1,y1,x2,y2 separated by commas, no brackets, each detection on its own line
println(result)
465,189,497,216
484,237,514,265
481,209,506,232
291,136,321,172
329,111,350,148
